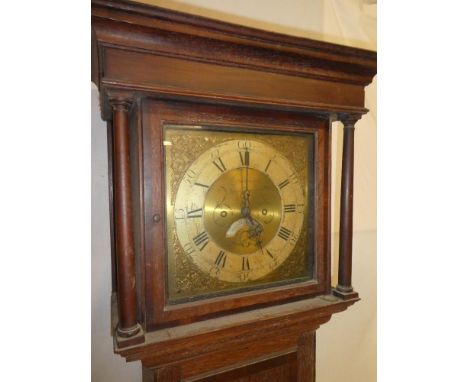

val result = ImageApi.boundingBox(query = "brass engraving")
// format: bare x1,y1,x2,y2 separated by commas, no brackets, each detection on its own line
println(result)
166,127,308,203
164,125,313,302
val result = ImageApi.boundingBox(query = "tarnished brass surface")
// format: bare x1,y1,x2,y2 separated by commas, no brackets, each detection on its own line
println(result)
164,125,313,302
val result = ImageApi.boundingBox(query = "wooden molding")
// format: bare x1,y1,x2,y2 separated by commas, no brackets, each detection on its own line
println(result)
91,0,376,116
113,294,357,379
91,0,376,85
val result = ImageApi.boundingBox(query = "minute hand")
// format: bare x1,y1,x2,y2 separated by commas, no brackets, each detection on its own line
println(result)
245,154,249,192
241,154,250,214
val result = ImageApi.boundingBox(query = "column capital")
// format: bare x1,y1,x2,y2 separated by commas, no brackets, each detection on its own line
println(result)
106,89,135,112
338,113,362,128
108,96,134,112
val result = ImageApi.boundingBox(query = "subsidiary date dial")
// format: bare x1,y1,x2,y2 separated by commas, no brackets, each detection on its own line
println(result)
173,139,305,283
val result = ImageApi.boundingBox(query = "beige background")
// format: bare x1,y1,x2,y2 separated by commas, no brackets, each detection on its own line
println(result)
91,0,376,381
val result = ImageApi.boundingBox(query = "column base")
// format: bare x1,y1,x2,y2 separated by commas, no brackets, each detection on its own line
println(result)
333,286,359,301
115,323,145,348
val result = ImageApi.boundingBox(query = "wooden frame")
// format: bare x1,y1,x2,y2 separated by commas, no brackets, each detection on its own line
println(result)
138,100,331,329
91,0,376,119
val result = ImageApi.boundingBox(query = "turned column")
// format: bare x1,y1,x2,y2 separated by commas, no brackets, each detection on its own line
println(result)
109,95,144,344
334,115,360,300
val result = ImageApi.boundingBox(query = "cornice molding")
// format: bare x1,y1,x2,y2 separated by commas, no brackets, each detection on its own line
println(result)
92,0,377,118
91,0,376,88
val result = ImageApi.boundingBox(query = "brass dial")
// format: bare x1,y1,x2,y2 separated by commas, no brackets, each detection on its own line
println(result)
172,138,306,283
204,168,282,255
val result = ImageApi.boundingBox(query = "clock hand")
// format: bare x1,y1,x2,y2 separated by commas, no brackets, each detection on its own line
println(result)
248,218,264,255
245,152,249,192
246,215,263,248
241,148,250,212
241,189,251,218
255,234,264,255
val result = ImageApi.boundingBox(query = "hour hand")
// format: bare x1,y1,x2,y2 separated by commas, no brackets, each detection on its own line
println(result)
255,234,264,255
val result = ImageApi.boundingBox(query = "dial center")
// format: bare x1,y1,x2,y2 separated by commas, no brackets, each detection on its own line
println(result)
203,167,282,255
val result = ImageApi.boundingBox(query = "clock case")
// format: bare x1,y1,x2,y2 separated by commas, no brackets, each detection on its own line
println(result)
139,100,329,329
92,0,376,380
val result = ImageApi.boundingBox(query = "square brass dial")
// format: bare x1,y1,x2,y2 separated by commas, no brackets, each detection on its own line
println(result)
164,125,316,303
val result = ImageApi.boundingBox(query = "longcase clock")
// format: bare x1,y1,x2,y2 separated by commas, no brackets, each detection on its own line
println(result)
91,0,377,380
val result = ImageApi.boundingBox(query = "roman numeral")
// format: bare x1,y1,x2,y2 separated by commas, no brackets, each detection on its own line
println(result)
284,204,296,213
187,208,203,218
214,250,227,268
212,157,226,173
193,231,209,251
278,179,290,190
264,159,272,173
239,150,250,166
289,172,299,184
194,182,209,189
183,243,195,255
278,226,292,241
266,249,275,259
242,256,250,271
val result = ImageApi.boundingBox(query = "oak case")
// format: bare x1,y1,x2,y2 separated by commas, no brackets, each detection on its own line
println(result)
92,0,376,379
134,100,331,330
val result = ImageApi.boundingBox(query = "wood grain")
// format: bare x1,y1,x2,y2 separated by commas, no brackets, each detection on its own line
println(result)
191,352,297,382
297,331,316,382
102,47,365,110
141,100,331,329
